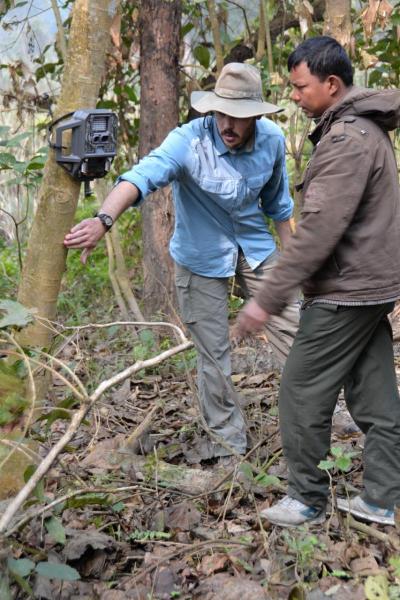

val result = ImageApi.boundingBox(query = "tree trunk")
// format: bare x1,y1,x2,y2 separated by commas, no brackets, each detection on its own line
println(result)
17,0,120,348
139,0,181,321
323,0,352,50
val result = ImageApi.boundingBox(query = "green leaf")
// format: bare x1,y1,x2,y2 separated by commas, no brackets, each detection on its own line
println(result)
123,85,138,103
45,516,66,545
66,492,110,509
318,459,335,470
181,22,194,37
35,562,80,581
239,461,254,481
5,132,30,147
0,152,16,164
138,328,155,347
336,456,352,471
193,45,210,69
330,446,344,457
0,300,35,329
26,160,45,171
23,464,45,502
112,501,125,513
0,574,13,600
7,557,35,578
331,569,351,579
254,473,281,487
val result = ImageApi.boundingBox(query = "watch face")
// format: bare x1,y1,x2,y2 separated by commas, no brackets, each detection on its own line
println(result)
98,213,113,229
103,215,113,228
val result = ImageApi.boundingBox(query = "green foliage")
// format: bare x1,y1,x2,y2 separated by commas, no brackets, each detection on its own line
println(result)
24,464,45,502
0,241,19,298
35,561,80,581
129,529,172,542
0,358,28,426
4,556,80,598
355,1,400,88
44,515,66,545
239,461,282,490
193,45,210,69
0,126,47,187
134,328,157,361
284,529,325,575
390,556,400,579
0,299,34,329
318,446,359,473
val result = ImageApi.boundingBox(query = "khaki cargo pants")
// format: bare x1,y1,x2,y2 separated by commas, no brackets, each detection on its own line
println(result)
175,251,300,456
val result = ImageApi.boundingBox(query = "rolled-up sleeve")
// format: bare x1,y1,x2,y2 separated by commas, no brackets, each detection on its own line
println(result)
259,136,293,221
117,127,189,204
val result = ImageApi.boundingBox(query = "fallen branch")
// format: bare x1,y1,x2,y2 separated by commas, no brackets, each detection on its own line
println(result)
346,514,400,550
0,337,192,535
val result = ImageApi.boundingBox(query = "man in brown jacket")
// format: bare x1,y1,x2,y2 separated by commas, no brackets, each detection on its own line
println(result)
236,36,400,527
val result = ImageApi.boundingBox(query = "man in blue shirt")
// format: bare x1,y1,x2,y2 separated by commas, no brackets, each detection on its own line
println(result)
64,62,299,462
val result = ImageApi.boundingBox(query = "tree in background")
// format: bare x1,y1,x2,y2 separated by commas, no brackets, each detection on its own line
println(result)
17,0,121,349
138,0,181,321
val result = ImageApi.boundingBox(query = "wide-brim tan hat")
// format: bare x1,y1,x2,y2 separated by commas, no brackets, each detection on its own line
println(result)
191,62,282,118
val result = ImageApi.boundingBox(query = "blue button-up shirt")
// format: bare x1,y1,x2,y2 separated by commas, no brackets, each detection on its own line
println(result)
119,116,293,277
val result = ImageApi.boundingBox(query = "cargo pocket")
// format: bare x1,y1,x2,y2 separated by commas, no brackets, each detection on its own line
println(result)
175,271,196,324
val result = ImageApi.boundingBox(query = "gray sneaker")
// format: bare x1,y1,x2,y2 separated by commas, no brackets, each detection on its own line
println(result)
260,495,325,527
336,495,395,526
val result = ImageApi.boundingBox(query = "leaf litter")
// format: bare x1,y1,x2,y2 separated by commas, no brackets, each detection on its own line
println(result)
2,330,400,600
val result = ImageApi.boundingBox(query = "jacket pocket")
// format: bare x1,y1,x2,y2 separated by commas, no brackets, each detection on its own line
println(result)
300,203,321,216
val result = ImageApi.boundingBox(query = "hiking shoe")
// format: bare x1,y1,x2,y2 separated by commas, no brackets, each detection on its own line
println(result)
260,495,325,527
336,495,395,526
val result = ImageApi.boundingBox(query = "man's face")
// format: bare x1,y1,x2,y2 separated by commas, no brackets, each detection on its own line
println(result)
289,61,336,118
215,112,256,149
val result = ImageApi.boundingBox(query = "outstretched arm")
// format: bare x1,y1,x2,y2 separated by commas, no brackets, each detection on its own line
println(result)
63,181,140,264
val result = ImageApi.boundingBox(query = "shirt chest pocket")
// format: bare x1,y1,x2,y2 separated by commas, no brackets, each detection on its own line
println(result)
197,176,244,212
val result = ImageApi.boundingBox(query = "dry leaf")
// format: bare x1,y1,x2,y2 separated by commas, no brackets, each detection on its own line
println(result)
198,553,229,576
364,574,389,600
350,555,382,576
361,0,394,39
360,49,379,69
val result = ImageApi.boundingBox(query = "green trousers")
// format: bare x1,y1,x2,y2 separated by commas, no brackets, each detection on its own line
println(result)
280,301,400,510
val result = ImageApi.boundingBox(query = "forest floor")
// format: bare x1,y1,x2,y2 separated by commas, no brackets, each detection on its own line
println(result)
2,322,400,600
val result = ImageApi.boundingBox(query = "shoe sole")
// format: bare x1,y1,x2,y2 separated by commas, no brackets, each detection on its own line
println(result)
336,498,395,526
260,513,326,528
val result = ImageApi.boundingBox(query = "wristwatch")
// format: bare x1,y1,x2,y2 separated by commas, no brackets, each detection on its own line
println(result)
95,212,114,231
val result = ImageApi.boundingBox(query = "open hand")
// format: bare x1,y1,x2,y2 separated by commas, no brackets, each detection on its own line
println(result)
64,218,106,264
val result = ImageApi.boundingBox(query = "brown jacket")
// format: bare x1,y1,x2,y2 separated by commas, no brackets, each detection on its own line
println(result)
256,87,400,315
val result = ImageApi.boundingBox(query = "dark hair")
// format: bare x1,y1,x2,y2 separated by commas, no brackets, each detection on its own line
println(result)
288,36,353,86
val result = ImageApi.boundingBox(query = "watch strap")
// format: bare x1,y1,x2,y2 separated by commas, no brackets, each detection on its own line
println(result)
95,212,113,231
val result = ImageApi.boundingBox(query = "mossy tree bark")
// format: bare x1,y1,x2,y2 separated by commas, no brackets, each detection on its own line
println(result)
17,0,120,348
139,0,181,321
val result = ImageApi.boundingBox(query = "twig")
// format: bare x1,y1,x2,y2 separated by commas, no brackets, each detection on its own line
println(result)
131,538,256,584
52,319,189,344
5,484,157,536
123,404,160,451
207,0,224,74
346,514,400,549
0,340,192,535
50,0,68,61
